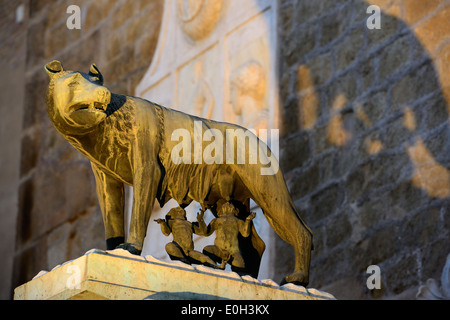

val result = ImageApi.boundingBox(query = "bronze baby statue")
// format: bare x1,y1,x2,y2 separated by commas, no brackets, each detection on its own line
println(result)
197,202,256,273
155,207,217,268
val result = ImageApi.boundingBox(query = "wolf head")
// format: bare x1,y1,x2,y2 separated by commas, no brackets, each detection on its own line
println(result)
45,60,111,135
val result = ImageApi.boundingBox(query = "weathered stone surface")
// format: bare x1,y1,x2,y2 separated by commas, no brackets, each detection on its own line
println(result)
22,70,48,130
319,4,352,47
279,132,310,173
335,28,364,72
378,34,413,82
309,183,343,224
390,61,440,112
7,0,164,299
3,0,450,301
385,253,419,295
287,163,320,200
414,6,450,54
14,250,335,300
324,211,352,247
276,1,450,300
403,0,441,25
284,26,316,67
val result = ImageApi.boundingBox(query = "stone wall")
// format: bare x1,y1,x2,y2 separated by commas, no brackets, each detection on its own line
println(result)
0,0,27,300
4,0,163,298
276,0,450,299
2,0,449,300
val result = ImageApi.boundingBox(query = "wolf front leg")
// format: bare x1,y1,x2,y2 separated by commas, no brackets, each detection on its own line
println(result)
91,163,125,250
125,163,161,255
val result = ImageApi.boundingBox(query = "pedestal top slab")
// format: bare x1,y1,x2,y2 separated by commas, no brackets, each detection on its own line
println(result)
14,249,335,300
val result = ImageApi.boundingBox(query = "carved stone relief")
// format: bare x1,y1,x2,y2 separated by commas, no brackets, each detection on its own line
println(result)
177,0,224,41
177,47,219,120
223,10,273,129
230,60,269,132
190,78,214,119
135,0,279,280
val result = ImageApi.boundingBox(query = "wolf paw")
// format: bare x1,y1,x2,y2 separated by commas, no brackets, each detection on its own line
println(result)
116,243,142,255
281,272,309,287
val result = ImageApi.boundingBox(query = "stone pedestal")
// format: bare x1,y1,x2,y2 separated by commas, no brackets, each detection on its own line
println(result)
14,249,334,300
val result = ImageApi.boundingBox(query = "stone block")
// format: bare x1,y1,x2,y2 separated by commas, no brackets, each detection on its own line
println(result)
14,250,335,300
283,23,316,67
110,1,135,30
138,30,159,65
377,34,412,83
355,90,387,130
279,2,295,37
16,178,35,245
297,91,320,131
11,237,49,294
356,57,376,95
366,10,400,49
313,124,334,155
84,0,112,31
335,28,364,72
22,70,48,130
344,161,372,202
280,97,299,137
383,113,413,150
325,211,352,247
420,237,450,283
77,29,103,70
26,162,97,239
29,0,53,18
387,180,428,216
106,31,122,61
309,183,343,225
319,4,352,47
305,52,333,87
367,151,412,190
436,41,450,88
309,245,348,288
287,163,320,200
420,91,449,131
125,12,152,45
326,72,357,109
295,1,325,24
384,253,419,295
414,5,450,54
20,131,41,178
279,132,310,173
399,206,442,250
423,122,450,167
391,60,441,112
45,1,69,30
360,224,399,265
26,18,47,68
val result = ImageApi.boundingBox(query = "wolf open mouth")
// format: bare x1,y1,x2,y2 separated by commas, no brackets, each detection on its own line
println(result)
69,102,107,113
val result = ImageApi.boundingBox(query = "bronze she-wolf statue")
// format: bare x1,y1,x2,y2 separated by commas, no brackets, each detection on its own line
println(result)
44,60,313,286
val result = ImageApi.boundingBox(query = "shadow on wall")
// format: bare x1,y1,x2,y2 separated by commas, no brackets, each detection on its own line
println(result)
277,0,450,298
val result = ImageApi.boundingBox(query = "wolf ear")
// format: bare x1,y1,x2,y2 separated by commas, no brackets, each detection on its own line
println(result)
89,63,104,85
45,60,63,78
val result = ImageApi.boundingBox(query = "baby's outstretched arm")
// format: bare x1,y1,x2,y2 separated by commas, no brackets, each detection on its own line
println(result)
155,218,171,236
194,210,215,236
239,212,256,237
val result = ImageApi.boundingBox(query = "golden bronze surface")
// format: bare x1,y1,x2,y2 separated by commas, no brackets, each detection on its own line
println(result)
45,60,313,285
